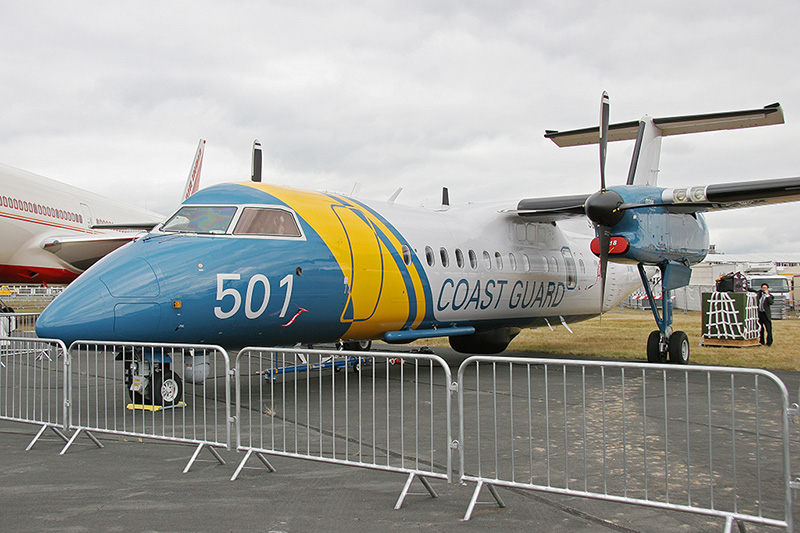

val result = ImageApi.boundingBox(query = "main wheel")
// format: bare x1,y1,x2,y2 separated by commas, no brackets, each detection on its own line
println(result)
647,331,667,364
341,340,372,351
668,330,690,365
151,368,183,406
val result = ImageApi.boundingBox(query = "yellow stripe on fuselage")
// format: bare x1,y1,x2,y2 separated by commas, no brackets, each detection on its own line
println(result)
242,183,427,340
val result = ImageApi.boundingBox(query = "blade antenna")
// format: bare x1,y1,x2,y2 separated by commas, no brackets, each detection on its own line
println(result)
251,140,262,183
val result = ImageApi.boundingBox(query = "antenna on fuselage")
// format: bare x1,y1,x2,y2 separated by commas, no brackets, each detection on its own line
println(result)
251,140,262,182
442,187,450,207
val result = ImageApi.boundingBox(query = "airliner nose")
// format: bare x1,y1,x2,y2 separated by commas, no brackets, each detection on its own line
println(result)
36,252,163,345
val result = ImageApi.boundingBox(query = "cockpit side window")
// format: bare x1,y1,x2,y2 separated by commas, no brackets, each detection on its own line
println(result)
233,207,302,237
161,206,237,234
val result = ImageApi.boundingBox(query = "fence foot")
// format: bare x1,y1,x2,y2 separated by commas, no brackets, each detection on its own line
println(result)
723,516,748,533
394,472,438,510
59,428,103,456
462,480,505,521
25,423,69,451
183,443,227,474
230,449,276,481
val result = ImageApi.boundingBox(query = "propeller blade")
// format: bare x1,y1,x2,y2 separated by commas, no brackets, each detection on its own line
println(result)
598,224,611,317
599,91,610,192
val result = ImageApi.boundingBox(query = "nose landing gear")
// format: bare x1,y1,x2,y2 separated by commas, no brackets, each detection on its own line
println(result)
120,348,184,407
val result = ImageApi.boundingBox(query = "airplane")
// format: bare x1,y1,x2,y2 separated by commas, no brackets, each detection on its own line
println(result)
0,140,206,284
34,95,800,404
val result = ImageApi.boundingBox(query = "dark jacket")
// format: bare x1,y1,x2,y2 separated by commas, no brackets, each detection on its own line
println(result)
748,288,774,314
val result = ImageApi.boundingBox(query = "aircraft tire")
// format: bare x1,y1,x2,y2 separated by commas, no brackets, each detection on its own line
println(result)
646,331,667,364
668,331,690,365
341,340,372,352
152,368,183,407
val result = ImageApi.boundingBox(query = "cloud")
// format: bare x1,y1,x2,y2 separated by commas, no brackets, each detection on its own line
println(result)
0,1,798,253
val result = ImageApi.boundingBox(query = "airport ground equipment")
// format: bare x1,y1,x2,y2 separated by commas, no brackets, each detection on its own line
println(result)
701,292,761,347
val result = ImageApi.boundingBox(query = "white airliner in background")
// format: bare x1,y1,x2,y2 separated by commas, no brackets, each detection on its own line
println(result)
0,140,205,284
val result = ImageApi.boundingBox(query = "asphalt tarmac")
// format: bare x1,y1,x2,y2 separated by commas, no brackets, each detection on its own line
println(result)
1,346,799,532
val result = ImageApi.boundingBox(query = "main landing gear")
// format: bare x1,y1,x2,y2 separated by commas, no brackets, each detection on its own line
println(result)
639,264,690,365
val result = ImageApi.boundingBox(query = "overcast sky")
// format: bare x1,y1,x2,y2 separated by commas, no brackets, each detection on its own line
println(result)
1,1,799,254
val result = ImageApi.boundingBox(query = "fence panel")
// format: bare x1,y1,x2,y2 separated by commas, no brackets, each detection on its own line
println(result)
0,312,40,338
63,341,232,471
0,336,69,449
234,347,454,507
457,357,793,531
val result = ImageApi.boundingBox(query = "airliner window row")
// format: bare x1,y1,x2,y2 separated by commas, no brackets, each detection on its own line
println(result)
1,195,82,224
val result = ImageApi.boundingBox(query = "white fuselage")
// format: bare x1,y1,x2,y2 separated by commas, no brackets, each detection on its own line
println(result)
0,163,161,283
361,198,642,324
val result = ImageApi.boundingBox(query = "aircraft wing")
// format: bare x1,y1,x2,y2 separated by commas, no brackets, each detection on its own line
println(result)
512,175,800,220
41,233,142,272
509,194,591,220
647,175,800,213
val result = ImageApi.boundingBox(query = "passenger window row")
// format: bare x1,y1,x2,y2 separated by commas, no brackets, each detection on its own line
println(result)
416,245,564,274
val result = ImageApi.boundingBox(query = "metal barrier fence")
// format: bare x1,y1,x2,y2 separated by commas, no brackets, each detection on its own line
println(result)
233,347,455,508
0,336,69,449
0,312,40,338
457,356,794,531
62,341,232,472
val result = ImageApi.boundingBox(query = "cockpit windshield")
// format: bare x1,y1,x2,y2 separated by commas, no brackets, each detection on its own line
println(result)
161,206,237,234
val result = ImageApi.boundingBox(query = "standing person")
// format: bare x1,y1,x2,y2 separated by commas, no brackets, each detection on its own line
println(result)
749,283,774,346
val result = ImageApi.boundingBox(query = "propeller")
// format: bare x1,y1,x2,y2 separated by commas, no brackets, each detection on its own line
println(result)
584,92,625,314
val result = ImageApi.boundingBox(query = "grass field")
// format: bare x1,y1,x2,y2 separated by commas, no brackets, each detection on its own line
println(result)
416,308,800,371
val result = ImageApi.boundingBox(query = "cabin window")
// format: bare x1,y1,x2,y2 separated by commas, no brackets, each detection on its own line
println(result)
455,248,464,269
425,246,435,267
483,251,492,270
509,252,517,271
234,207,302,237
522,254,531,272
162,206,237,234
401,245,412,266
440,247,450,268
468,250,478,269
494,252,503,270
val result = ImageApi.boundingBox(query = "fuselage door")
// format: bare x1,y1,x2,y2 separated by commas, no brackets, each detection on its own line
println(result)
80,203,94,233
332,205,384,322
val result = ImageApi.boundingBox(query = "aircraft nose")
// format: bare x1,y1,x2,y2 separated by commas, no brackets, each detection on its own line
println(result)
35,277,116,344
36,256,163,345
